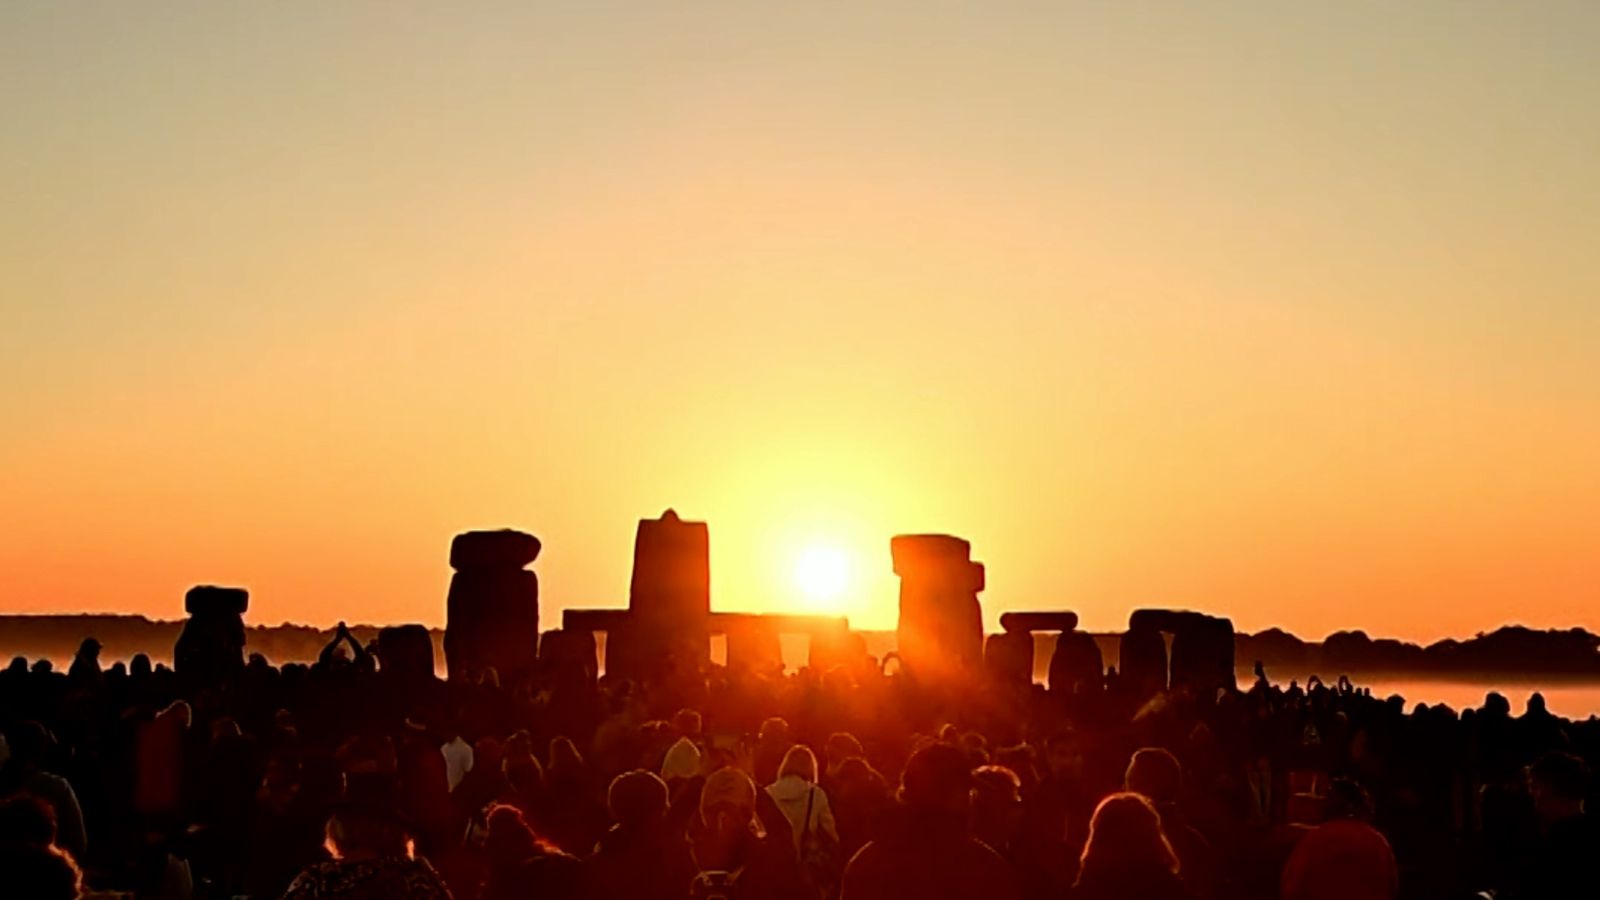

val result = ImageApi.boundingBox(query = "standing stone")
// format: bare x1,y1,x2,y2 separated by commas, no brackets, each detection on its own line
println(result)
1049,630,1104,695
626,509,711,678
378,624,436,684
724,618,783,675
174,585,248,682
1125,609,1235,697
1120,624,1168,699
445,529,540,683
1170,615,1236,695
985,629,1033,689
891,534,985,683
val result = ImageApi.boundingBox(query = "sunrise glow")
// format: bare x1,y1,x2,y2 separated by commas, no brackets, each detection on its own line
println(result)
793,545,851,612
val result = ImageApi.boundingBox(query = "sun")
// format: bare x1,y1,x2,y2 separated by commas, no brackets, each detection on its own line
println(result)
793,545,850,609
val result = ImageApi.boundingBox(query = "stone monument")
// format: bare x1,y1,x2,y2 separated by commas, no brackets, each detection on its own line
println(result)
174,585,248,682
624,509,711,678
377,624,436,684
890,534,985,682
444,529,540,683
1126,609,1236,696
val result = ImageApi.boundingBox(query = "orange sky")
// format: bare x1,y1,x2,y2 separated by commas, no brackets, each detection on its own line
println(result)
2,3,1598,641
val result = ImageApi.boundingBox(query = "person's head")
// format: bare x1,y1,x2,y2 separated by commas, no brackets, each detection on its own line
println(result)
1529,752,1588,823
504,752,545,797
833,757,883,792
899,743,974,816
608,770,669,829
699,767,758,836
483,803,540,864
549,736,584,772
0,794,57,848
970,765,1023,840
74,639,100,661
1045,733,1079,778
1124,748,1183,806
758,717,791,745
1483,692,1511,718
159,700,192,730
660,735,703,784
1078,793,1178,881
672,709,703,739
325,807,410,861
0,845,81,900
777,745,819,784
1527,692,1548,716
994,745,1039,790
825,733,863,772
4,721,50,770
1324,778,1375,822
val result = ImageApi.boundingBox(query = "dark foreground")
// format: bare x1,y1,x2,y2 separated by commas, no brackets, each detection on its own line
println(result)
1,636,1596,900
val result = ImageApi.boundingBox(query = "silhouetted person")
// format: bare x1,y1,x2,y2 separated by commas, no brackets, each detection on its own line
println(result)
1515,752,1599,900
1281,779,1397,900
827,756,891,862
767,744,841,898
0,843,82,900
1124,748,1216,899
479,803,585,900
281,776,452,899
588,769,695,900
689,766,810,900
841,742,1018,900
0,721,87,864
1072,793,1192,900
67,638,102,687
754,717,796,789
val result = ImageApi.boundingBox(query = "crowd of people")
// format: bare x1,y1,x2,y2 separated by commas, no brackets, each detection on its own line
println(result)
1,626,1596,899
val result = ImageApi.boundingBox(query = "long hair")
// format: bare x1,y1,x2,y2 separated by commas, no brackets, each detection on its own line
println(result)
1077,792,1179,884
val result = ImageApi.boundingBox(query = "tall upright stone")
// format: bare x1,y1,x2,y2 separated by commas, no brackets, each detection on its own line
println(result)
1049,630,1104,695
444,529,540,683
1126,609,1236,697
1119,624,1168,699
891,534,985,683
623,509,711,678
174,585,248,682
377,624,436,684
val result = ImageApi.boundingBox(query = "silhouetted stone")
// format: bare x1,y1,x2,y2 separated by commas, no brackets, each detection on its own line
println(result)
539,628,599,688
809,625,866,674
891,534,985,683
986,612,1082,689
725,618,784,675
378,624,435,683
998,611,1079,633
1120,625,1167,699
1049,630,1103,694
623,509,711,677
444,529,540,683
449,530,541,570
174,585,248,681
1127,609,1235,696
985,630,1033,688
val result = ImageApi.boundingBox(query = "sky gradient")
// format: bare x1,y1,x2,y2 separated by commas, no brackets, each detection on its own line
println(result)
3,2,1598,641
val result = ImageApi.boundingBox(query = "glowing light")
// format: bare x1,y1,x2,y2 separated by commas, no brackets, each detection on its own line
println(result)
793,545,850,608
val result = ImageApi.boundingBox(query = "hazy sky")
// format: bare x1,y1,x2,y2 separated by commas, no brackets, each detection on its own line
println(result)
3,2,1597,641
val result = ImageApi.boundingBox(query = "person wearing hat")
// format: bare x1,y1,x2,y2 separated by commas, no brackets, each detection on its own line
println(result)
281,773,452,899
840,743,1018,900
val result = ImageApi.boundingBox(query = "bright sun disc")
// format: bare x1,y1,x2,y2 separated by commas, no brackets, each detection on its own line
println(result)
794,545,850,605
